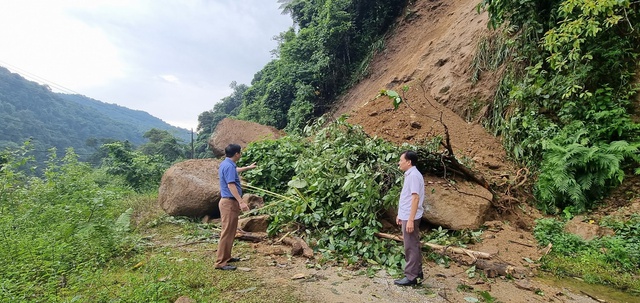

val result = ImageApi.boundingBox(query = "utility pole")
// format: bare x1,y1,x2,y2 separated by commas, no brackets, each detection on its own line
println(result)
191,128,195,159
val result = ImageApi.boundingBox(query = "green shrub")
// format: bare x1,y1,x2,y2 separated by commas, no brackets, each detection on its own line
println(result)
241,117,411,268
240,135,307,197
0,147,135,301
479,0,640,214
534,122,640,214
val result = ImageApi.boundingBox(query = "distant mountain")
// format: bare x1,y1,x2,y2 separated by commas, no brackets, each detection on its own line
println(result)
58,94,191,142
0,66,191,162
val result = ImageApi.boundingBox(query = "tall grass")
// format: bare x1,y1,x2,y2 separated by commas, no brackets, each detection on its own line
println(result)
0,147,301,302
0,148,134,301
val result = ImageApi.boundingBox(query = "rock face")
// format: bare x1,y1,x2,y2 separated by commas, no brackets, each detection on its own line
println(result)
159,159,221,218
209,118,284,157
422,179,493,230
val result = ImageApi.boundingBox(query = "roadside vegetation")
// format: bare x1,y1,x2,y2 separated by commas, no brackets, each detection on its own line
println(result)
534,217,640,293
476,0,640,294
0,143,301,302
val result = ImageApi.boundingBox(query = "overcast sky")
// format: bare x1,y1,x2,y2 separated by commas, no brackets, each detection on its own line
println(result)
0,0,292,130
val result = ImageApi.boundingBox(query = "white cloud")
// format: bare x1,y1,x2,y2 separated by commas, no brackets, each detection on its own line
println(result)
0,0,127,90
0,0,292,130
159,75,180,84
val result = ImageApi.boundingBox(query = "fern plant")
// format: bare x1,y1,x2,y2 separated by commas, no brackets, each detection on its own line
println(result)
535,122,640,214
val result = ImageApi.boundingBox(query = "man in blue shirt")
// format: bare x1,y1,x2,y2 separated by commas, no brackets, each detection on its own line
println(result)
394,150,425,286
216,144,256,271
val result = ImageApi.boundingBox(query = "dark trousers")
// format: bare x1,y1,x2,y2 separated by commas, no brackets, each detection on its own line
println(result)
402,219,422,280
216,198,240,268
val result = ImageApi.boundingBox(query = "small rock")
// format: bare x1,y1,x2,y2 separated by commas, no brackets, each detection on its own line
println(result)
483,162,502,169
435,58,448,67
175,296,195,303
514,280,538,292
291,273,306,280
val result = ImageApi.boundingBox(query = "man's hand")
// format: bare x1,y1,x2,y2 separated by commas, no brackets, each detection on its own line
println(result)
237,163,258,173
396,216,402,225
406,220,414,233
239,201,250,212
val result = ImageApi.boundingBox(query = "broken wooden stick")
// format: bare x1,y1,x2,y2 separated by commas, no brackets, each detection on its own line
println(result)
508,239,535,248
580,290,605,303
235,230,267,242
374,232,492,260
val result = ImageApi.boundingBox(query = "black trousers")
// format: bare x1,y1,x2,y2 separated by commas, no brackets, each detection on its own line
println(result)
401,219,422,280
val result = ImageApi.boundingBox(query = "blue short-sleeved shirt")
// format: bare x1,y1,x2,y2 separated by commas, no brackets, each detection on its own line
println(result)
397,166,425,220
219,158,242,198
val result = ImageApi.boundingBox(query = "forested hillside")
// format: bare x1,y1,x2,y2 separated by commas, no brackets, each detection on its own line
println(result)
198,0,640,216
193,0,406,157
0,66,190,163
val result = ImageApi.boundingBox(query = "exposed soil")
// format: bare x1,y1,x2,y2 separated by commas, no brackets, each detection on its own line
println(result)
334,0,527,213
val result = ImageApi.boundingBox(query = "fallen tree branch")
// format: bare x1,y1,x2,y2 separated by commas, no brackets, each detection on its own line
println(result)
538,243,553,260
235,230,267,242
374,232,492,260
392,82,510,211
377,232,534,279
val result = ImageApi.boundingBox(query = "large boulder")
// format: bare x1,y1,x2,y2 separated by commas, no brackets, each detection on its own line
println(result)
423,178,493,230
208,118,284,157
383,177,492,230
159,159,221,218
238,215,270,232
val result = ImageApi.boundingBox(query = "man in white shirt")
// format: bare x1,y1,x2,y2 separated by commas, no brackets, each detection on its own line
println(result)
394,150,425,286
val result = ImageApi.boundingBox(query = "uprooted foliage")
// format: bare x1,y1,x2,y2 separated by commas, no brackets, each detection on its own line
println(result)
239,115,500,268
240,116,405,267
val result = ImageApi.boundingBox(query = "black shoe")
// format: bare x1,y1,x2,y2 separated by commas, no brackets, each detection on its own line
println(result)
229,257,241,262
394,277,418,286
418,272,424,279
216,265,236,271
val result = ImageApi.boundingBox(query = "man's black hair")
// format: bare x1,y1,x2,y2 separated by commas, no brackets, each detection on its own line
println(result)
402,150,418,166
225,144,241,158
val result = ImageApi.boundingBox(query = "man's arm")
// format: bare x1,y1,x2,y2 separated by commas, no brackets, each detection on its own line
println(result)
236,162,257,173
228,182,249,212
406,193,419,233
